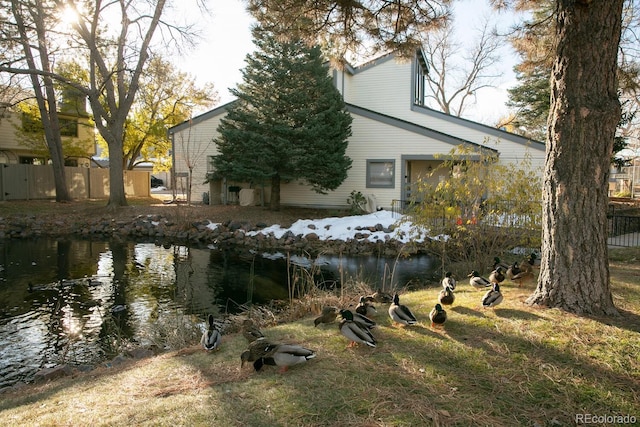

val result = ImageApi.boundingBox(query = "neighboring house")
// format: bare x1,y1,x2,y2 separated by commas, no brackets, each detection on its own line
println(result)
0,92,95,167
169,50,546,210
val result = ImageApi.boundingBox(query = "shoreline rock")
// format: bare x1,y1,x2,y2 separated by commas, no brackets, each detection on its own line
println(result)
0,213,427,257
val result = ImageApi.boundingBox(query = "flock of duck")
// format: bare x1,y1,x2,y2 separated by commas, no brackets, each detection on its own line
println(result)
200,253,541,373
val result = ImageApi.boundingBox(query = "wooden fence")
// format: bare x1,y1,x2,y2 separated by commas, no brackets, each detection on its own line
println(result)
0,164,151,201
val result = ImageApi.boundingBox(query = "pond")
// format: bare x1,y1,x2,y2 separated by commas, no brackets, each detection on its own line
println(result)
0,237,438,389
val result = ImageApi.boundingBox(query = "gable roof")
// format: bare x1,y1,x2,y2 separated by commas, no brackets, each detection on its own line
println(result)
341,50,545,151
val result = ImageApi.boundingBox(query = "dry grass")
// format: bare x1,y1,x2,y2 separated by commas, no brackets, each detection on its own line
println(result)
1,249,639,426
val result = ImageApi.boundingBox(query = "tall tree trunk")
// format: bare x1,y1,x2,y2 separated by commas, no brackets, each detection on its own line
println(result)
106,135,128,208
11,0,71,203
526,0,622,316
270,174,281,211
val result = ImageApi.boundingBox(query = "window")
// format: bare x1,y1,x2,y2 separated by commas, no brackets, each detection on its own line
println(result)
59,118,78,137
367,159,395,188
414,53,428,106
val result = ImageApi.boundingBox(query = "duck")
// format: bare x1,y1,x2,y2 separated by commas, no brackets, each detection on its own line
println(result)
201,314,222,351
241,319,265,343
482,283,504,308
438,285,455,306
355,296,377,318
314,306,339,327
441,271,456,291
492,257,510,271
521,252,541,273
240,337,274,367
388,293,417,326
351,310,377,330
254,343,316,373
338,309,377,348
468,270,492,290
367,291,394,304
506,262,532,287
429,303,447,328
488,266,505,284
505,262,521,281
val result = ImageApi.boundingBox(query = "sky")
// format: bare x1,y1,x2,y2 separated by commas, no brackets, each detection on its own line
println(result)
177,0,526,125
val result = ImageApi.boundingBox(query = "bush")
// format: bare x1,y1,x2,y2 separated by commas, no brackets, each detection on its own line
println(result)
404,145,542,271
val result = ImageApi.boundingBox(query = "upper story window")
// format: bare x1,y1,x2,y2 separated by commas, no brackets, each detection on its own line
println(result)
59,118,78,137
413,51,428,106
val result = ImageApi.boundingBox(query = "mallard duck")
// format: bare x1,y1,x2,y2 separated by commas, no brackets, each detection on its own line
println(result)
314,306,339,327
338,309,377,348
482,283,504,308
489,266,505,284
367,291,394,304
241,319,265,343
201,314,222,351
468,270,492,290
506,262,521,280
351,310,377,330
438,285,455,306
240,337,274,367
521,252,541,273
355,296,377,318
255,344,316,373
429,303,447,328
388,293,417,326
441,271,456,291
506,262,532,287
492,257,510,271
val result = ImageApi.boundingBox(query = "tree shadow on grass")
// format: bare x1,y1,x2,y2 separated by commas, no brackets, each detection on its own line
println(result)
587,308,640,334
450,305,486,318
493,307,544,321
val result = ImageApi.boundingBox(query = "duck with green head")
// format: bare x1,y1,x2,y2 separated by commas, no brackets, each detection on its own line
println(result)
429,304,447,328
339,309,377,348
388,293,417,326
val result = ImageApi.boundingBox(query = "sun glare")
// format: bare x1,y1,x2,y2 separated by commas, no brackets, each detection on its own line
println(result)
59,5,79,26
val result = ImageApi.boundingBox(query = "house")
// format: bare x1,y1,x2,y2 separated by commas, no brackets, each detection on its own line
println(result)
168,50,546,210
0,89,95,167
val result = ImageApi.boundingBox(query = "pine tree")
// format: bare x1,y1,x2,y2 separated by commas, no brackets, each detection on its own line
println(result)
212,27,352,210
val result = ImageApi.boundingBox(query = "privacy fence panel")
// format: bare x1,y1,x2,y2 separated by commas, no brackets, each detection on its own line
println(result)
0,164,150,201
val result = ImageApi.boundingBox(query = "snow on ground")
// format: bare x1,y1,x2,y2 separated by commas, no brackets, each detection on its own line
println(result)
244,210,428,243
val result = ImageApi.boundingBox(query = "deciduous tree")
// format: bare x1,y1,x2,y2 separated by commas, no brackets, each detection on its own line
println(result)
422,18,504,117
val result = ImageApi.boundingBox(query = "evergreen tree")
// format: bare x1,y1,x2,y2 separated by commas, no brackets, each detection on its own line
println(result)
212,27,352,211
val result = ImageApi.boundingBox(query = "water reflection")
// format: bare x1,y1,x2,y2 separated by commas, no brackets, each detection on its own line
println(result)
0,238,437,389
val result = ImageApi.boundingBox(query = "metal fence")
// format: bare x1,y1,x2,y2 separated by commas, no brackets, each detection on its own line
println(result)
391,199,542,229
607,205,640,247
394,199,640,247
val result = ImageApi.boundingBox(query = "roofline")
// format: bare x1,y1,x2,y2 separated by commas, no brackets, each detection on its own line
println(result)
410,103,545,148
341,51,399,75
167,101,236,134
346,103,498,153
